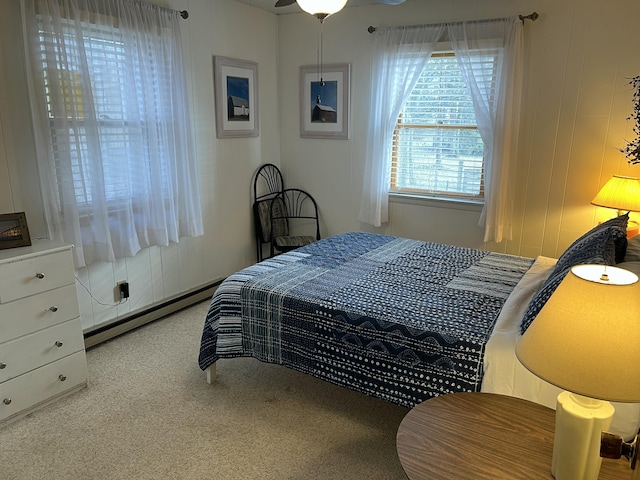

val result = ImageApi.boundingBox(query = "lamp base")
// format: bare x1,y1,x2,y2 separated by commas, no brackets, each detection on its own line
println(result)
552,391,615,480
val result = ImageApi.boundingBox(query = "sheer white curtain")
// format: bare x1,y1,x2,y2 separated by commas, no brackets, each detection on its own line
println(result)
21,0,203,267
360,18,524,243
449,18,523,243
358,25,445,227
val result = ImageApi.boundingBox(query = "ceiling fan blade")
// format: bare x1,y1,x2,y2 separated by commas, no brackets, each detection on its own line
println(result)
274,0,297,7
375,0,406,4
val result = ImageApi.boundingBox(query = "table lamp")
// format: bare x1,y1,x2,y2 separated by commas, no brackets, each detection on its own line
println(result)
516,264,640,480
592,175,640,237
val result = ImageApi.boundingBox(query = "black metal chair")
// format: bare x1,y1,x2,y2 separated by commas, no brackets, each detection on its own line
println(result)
269,188,320,258
253,164,284,262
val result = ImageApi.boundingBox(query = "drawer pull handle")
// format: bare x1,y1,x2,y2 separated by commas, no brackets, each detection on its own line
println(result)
3,398,11,405
35,272,45,279
48,306,59,313
0,362,5,369
54,341,63,348
58,375,66,382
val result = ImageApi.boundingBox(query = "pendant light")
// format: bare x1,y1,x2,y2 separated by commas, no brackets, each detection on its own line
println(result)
297,0,347,22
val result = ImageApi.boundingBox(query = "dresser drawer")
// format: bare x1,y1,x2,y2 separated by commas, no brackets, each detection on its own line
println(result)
0,249,75,303
0,351,87,423
0,319,85,383
0,284,80,342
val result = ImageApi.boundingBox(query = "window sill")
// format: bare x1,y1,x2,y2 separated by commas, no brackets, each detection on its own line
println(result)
389,192,484,212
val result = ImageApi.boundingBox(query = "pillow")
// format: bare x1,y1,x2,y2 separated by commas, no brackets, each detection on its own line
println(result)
519,214,629,334
617,260,640,277
625,235,640,262
553,214,629,271
519,266,570,334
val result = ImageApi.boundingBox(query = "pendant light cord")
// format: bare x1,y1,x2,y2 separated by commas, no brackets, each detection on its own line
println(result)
318,22,325,87
315,21,325,105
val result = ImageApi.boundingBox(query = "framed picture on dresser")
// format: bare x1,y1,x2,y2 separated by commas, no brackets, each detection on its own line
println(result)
0,212,31,250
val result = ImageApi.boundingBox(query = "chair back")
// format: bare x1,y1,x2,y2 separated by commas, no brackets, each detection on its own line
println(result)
270,188,320,243
252,164,285,262
253,163,284,203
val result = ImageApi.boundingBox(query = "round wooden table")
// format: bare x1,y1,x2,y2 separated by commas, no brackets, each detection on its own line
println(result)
396,392,630,479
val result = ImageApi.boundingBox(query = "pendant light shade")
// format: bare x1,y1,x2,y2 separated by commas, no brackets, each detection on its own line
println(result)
297,0,348,20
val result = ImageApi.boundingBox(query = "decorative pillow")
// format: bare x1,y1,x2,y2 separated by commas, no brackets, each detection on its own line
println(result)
519,214,629,334
625,234,640,262
519,266,573,334
553,214,629,271
611,215,630,263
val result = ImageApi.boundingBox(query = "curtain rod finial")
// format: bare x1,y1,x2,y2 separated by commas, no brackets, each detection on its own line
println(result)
368,26,376,33
519,11,538,22
180,10,189,19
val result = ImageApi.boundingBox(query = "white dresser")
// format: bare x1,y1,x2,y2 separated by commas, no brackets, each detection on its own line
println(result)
0,240,88,426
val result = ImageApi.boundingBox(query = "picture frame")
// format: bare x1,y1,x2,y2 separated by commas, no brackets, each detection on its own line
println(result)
213,56,259,138
300,63,350,139
0,212,31,250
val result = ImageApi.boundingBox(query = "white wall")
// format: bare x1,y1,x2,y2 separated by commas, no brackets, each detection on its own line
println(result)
278,0,640,259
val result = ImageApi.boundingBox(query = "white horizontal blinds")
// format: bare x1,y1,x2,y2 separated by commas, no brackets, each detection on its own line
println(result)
391,52,498,198
38,18,171,208
85,24,136,207
38,18,87,206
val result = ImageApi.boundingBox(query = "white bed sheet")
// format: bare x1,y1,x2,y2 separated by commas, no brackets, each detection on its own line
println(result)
481,255,640,439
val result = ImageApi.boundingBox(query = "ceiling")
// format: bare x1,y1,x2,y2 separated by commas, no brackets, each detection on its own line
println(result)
233,0,403,15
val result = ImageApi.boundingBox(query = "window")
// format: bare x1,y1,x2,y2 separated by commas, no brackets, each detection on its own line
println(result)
39,19,172,210
360,18,524,241
391,51,499,201
23,0,203,268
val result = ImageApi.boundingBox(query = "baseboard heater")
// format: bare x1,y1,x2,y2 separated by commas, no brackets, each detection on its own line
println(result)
83,279,223,349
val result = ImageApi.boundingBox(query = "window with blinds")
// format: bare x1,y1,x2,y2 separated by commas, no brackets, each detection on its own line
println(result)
38,19,171,208
391,52,498,200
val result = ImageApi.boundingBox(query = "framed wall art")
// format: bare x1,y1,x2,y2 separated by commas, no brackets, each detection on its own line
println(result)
299,63,350,139
213,56,259,138
0,212,31,250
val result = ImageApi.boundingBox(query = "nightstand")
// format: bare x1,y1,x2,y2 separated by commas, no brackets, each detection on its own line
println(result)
396,392,631,479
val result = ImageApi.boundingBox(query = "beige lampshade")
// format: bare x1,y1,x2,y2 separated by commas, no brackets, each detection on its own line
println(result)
591,175,640,213
516,265,640,403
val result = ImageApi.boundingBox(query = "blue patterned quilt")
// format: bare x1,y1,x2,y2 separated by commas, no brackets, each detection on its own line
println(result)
198,232,534,407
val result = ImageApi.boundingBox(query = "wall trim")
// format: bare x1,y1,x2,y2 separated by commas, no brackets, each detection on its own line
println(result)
84,279,222,349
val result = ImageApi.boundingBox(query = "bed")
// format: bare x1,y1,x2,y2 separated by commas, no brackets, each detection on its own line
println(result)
198,229,640,439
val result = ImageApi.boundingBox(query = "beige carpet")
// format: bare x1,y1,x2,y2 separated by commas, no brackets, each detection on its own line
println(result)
0,300,408,480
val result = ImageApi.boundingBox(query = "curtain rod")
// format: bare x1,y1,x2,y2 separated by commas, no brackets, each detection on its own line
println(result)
367,11,538,33
133,0,189,19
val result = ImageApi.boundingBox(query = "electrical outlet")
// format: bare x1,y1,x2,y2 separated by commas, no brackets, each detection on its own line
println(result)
119,282,130,299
